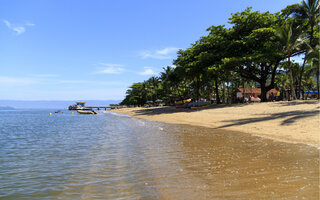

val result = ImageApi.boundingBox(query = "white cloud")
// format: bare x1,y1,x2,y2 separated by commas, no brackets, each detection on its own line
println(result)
139,47,179,59
3,20,35,35
99,67,124,74
57,80,84,84
0,75,125,87
12,26,25,35
31,74,58,78
156,47,179,55
34,88,126,100
98,63,124,67
57,79,123,85
3,20,10,27
0,76,36,85
26,22,35,26
138,67,157,76
95,63,125,74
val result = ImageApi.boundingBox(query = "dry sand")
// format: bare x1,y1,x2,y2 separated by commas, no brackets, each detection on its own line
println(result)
110,100,320,147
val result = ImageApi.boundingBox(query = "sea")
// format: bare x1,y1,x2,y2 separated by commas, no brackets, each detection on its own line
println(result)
0,109,319,199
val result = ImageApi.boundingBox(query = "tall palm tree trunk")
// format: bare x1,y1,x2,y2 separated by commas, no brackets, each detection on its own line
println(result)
317,71,320,99
215,76,221,104
298,56,307,99
288,57,297,100
222,82,226,104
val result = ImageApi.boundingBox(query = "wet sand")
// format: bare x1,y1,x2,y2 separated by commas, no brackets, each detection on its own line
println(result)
144,123,319,199
110,100,320,147
107,101,320,199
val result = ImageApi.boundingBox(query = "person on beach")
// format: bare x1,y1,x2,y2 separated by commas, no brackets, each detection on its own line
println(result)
270,92,274,102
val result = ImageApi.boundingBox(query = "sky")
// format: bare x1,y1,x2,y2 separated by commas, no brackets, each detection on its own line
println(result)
0,0,300,100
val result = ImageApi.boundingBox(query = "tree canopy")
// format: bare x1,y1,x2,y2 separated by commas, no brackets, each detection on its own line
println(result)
121,1,319,106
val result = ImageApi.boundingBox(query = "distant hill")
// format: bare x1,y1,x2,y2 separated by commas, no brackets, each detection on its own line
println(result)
0,106,15,110
0,100,121,109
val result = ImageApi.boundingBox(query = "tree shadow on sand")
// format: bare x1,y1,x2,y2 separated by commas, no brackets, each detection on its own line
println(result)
277,100,319,106
215,110,319,129
132,104,247,116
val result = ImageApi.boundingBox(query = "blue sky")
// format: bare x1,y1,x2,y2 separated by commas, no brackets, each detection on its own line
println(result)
0,0,299,100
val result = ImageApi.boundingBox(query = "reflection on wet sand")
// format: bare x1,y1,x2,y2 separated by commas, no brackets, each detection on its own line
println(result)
132,120,319,199
2,111,317,199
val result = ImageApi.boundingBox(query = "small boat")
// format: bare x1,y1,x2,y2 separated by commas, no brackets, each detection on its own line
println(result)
68,101,92,110
190,104,211,109
77,110,97,115
176,105,188,109
175,99,191,105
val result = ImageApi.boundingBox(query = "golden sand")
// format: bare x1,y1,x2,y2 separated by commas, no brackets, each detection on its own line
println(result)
110,100,320,147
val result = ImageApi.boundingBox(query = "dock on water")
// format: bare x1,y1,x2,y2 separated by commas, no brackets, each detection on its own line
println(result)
68,101,122,111
86,106,112,111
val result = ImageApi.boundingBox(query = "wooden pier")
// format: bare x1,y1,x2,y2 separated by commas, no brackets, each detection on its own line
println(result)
68,101,123,111
86,106,112,111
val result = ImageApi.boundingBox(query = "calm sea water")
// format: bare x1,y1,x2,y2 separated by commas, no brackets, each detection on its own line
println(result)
0,109,319,199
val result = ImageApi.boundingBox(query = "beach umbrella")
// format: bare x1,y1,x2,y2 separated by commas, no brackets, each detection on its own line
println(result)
305,91,318,94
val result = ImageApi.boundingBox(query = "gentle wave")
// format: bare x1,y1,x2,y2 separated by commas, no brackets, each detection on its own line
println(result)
0,109,318,199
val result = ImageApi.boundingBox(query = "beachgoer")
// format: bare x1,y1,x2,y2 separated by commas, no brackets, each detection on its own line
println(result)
270,92,274,102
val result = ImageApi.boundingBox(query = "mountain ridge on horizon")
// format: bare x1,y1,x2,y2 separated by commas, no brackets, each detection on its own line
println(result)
0,100,121,109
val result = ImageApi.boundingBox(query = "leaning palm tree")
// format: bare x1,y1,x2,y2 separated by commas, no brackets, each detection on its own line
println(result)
301,0,320,47
282,0,319,99
285,0,319,46
276,22,306,100
297,1,319,99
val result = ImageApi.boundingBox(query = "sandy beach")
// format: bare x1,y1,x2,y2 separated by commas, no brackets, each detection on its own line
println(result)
110,100,320,148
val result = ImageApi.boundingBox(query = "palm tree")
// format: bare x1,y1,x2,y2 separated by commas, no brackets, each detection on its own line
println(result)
299,1,319,99
160,66,176,104
275,72,291,100
146,76,160,102
282,0,319,99
301,0,320,47
276,22,305,100
306,44,320,98
300,64,316,98
285,0,319,46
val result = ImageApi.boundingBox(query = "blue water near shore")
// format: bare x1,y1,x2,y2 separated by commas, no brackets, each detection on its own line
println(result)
0,109,159,199
0,109,319,199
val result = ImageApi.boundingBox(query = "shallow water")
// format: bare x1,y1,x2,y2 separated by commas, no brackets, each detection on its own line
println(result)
0,110,319,199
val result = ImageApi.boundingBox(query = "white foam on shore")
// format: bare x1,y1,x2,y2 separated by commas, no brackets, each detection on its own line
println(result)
102,111,131,118
250,133,320,150
103,110,320,150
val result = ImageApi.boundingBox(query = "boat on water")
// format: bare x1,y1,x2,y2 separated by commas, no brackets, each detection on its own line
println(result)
69,101,92,110
176,100,211,109
77,110,97,115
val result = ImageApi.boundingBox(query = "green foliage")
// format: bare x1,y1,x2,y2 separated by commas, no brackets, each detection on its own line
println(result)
120,3,320,105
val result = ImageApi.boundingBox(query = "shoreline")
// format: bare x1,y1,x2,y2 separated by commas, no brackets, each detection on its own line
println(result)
109,100,320,148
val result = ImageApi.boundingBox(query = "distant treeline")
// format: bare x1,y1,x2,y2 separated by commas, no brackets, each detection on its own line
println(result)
121,1,319,106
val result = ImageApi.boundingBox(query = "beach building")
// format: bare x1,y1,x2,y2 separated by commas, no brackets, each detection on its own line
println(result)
238,88,278,98
233,88,279,102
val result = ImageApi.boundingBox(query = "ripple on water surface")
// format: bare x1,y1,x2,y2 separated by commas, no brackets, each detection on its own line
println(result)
0,110,319,199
